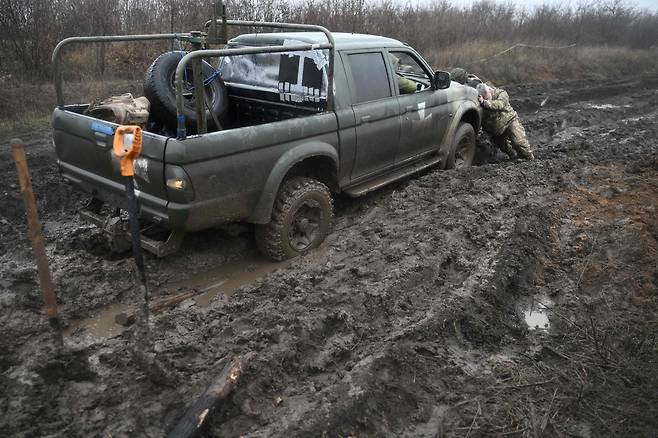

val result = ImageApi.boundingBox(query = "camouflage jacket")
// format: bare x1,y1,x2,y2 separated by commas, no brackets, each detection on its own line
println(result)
396,74,417,94
481,87,518,135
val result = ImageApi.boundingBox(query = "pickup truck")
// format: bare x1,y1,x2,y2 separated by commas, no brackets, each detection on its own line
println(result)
52,21,482,260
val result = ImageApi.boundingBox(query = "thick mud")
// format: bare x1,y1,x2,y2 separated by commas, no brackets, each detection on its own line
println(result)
1,77,657,437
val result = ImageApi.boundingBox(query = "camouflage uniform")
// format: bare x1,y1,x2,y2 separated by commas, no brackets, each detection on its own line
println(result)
480,87,533,159
396,74,417,94
450,68,468,84
450,67,483,88
389,54,417,94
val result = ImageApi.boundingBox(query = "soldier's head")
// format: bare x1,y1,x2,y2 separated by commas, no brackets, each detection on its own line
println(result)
450,68,468,84
476,83,492,100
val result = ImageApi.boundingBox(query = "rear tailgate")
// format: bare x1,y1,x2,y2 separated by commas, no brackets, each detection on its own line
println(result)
52,107,170,223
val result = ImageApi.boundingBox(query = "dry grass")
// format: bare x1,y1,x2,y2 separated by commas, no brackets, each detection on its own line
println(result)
0,78,143,141
431,43,658,85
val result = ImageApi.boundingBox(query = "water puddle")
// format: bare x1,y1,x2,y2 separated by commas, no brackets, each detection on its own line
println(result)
64,302,131,344
164,253,292,307
66,252,291,344
520,295,552,331
585,103,632,110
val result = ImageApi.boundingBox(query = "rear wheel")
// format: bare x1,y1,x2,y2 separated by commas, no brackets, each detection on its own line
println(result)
445,122,476,169
255,177,334,261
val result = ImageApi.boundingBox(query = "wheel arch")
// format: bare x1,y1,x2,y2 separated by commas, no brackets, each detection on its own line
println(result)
439,102,481,169
459,107,481,133
248,142,339,224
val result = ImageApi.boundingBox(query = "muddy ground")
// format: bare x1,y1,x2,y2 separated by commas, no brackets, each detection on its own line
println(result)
1,77,657,437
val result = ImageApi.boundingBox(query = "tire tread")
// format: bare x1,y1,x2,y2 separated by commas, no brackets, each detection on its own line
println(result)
256,177,333,261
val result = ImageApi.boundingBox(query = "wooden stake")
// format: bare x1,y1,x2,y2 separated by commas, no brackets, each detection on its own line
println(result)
11,138,63,346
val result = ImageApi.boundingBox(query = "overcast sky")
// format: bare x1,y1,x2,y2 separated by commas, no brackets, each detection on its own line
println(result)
505,0,658,10
413,0,658,11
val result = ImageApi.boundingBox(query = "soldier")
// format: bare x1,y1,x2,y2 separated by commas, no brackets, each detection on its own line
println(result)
476,83,534,160
449,67,482,88
389,54,417,94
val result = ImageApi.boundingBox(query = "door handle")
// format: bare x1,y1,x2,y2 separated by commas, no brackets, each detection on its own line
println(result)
405,105,415,112
360,115,372,124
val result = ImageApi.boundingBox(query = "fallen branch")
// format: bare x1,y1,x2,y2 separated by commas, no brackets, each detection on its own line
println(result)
115,289,200,326
167,357,242,438
465,400,481,438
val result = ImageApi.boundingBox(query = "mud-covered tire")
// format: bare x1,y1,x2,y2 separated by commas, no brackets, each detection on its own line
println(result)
255,177,334,261
144,51,228,131
445,122,477,169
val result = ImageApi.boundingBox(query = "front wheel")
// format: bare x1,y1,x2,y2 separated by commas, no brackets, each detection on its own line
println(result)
255,177,334,261
445,122,476,169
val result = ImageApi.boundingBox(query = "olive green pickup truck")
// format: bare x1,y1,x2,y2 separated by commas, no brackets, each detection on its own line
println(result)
52,22,482,260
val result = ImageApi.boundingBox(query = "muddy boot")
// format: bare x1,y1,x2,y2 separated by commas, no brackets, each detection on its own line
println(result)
503,143,517,160
493,135,514,160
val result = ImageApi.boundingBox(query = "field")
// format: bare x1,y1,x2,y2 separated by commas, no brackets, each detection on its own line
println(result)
1,76,656,436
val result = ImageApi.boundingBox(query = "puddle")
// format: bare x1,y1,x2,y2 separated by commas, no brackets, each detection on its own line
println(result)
585,103,632,110
64,302,131,344
520,295,552,331
66,252,291,344
165,253,292,307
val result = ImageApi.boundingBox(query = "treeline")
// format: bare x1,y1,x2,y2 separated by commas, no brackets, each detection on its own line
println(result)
1,0,657,79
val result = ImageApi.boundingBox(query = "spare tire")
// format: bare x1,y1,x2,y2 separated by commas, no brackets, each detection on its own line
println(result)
144,51,228,132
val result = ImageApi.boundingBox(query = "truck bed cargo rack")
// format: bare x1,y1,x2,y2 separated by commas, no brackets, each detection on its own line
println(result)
52,20,335,139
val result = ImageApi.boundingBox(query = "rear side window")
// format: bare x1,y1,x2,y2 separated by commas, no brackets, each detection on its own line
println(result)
347,52,392,104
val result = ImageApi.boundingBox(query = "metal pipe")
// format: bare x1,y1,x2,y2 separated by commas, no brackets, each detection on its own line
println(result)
190,38,207,134
203,19,333,41
11,138,63,346
174,42,332,139
202,20,336,113
52,33,193,107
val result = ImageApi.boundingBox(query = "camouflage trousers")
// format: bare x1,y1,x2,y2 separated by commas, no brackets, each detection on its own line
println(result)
491,118,533,159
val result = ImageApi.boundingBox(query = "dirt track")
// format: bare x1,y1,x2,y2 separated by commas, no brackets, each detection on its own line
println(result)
1,77,657,437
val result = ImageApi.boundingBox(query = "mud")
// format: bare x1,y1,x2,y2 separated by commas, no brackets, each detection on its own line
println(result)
1,77,657,437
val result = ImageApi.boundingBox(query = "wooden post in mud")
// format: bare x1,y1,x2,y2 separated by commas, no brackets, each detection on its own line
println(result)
167,357,242,438
10,138,64,346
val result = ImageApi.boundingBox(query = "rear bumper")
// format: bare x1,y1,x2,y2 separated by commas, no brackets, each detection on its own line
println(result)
59,159,258,233
79,202,184,257
60,161,172,226
60,162,253,234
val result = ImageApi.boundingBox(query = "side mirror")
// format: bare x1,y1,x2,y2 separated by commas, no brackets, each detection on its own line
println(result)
434,71,451,89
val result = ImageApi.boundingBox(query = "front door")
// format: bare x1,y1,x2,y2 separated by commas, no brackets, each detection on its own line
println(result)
388,50,451,164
